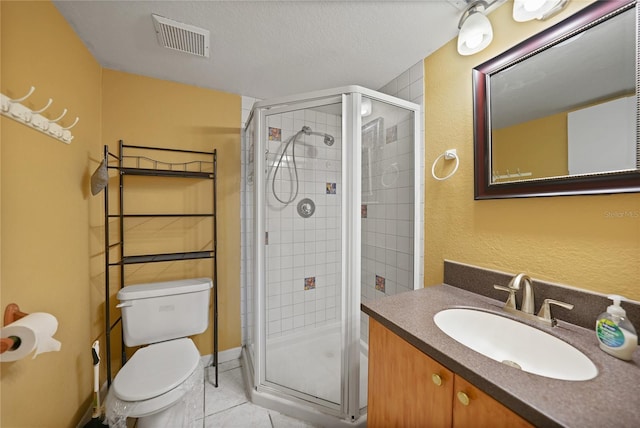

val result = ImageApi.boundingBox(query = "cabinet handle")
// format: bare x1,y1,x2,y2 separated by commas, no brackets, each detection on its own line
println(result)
457,391,470,406
431,373,442,386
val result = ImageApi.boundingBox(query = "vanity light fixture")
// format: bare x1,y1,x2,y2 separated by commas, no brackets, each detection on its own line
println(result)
512,0,569,22
457,0,493,56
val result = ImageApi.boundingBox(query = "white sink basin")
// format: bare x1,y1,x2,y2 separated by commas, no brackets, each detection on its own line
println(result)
433,308,598,381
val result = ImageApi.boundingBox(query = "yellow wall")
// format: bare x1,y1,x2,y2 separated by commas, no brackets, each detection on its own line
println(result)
1,2,241,427
1,1,102,427
424,0,640,301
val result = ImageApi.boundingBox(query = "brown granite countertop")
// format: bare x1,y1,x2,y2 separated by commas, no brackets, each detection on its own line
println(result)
361,285,640,428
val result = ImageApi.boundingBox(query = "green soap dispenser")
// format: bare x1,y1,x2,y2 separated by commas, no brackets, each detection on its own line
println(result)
595,295,638,361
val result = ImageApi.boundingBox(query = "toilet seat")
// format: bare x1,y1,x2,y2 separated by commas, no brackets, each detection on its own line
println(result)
112,381,190,419
113,337,200,402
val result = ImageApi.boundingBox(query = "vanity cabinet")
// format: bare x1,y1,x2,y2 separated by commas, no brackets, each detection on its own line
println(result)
368,317,453,427
368,318,533,428
452,375,533,428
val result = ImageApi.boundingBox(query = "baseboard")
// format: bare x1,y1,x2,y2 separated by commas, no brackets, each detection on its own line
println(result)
200,346,242,366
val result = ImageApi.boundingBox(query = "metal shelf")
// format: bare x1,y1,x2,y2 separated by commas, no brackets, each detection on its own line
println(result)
120,167,214,179
108,213,215,218
103,140,218,388
109,250,214,265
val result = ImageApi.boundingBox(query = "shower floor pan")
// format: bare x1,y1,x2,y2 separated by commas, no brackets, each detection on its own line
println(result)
265,323,368,408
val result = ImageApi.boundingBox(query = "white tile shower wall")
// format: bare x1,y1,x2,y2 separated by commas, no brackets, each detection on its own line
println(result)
361,108,415,298
264,110,342,338
359,60,425,343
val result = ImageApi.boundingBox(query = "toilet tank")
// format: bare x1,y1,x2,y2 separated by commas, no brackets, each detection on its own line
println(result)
117,277,212,347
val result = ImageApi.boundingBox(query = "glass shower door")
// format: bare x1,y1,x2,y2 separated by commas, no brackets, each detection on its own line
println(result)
359,95,419,412
260,99,345,408
248,88,421,424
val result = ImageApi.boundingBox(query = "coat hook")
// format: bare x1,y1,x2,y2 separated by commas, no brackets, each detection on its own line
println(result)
8,86,35,104
48,108,67,123
31,98,53,114
61,116,79,130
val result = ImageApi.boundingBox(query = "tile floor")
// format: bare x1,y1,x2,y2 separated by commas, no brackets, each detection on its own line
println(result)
196,359,318,428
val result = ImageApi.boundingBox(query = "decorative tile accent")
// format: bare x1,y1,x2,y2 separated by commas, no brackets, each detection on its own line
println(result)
268,127,281,141
326,183,336,194
375,275,385,293
304,277,316,290
386,125,397,144
361,204,368,218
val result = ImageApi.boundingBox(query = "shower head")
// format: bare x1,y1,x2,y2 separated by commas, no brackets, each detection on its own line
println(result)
300,126,335,146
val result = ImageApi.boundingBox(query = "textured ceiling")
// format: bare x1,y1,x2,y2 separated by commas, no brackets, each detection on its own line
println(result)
52,1,465,99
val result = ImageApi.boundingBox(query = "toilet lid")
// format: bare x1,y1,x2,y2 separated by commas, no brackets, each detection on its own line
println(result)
112,338,200,402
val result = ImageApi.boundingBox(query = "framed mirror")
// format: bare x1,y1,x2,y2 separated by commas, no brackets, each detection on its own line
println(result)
473,0,640,199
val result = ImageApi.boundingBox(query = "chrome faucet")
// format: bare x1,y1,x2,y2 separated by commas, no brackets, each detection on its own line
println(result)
494,273,573,327
493,272,534,313
510,273,534,314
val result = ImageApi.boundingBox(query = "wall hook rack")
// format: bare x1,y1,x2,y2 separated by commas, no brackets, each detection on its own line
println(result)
6,86,35,104
0,86,78,144
62,116,80,130
48,108,67,123
31,98,53,115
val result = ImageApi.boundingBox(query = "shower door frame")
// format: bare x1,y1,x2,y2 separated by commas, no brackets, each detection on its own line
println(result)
250,86,423,422
254,94,347,417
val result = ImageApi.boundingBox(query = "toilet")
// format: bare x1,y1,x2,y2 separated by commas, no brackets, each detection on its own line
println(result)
106,277,212,428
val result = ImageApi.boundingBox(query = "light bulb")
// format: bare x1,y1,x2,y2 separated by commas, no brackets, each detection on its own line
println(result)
457,12,493,56
524,0,546,12
465,33,484,49
513,0,567,22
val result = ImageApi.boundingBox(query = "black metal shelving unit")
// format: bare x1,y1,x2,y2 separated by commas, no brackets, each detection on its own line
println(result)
103,140,219,387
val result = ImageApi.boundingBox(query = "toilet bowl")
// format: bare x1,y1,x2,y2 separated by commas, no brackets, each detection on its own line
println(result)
107,338,203,427
105,278,211,427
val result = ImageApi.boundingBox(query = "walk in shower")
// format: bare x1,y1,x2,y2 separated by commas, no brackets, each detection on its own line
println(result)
242,86,422,425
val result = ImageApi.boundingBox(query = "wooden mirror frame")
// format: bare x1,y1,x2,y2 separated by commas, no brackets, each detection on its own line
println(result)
473,0,640,199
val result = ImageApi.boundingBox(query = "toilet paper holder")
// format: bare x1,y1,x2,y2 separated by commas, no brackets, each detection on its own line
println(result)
1,303,29,354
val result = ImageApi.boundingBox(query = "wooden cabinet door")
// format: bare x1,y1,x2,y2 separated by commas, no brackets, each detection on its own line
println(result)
368,318,454,428
452,375,533,428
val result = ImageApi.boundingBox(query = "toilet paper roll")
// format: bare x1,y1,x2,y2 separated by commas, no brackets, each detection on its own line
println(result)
0,312,61,362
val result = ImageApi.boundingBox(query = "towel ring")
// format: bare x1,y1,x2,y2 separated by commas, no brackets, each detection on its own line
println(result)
431,149,459,181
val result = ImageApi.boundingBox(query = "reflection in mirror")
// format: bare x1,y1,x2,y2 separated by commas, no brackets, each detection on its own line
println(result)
491,7,635,183
473,0,640,199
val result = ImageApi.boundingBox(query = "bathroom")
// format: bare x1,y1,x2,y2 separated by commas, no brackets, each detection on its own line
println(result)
1,0,639,427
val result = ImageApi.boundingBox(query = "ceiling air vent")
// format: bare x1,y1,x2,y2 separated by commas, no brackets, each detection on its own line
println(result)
151,14,210,58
